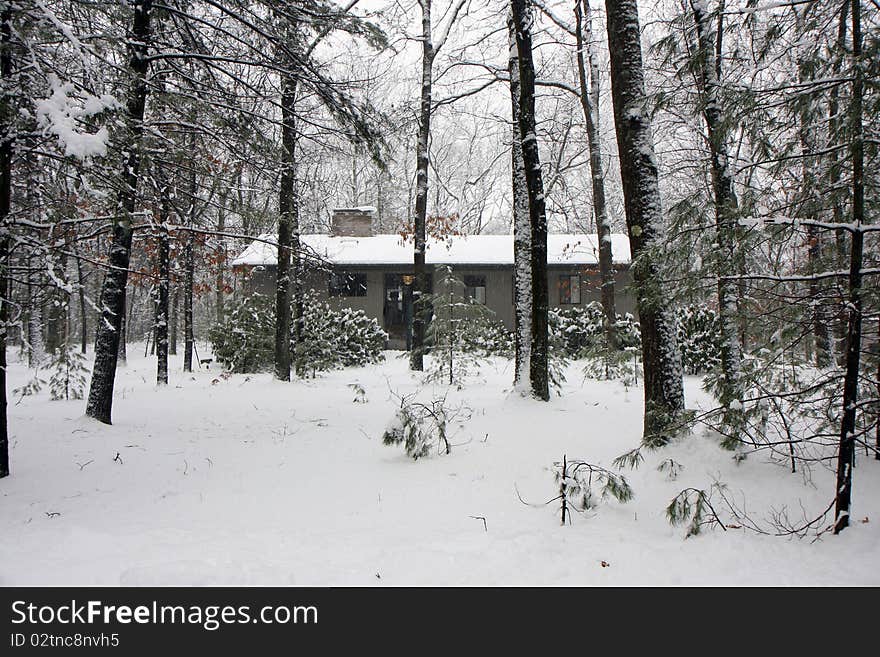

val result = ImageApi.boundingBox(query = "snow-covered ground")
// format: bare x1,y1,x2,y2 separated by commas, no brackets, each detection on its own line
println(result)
2,346,878,586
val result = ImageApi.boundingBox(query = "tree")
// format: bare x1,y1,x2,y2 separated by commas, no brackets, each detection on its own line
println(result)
510,0,550,401
410,0,466,372
574,0,616,351
689,0,743,437
605,0,685,443
0,1,11,477
833,0,866,535
85,0,153,424
508,11,531,389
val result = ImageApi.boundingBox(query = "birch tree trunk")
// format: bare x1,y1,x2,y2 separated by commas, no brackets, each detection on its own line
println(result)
511,0,549,401
508,13,531,389
85,0,152,424
605,0,684,443
575,0,616,350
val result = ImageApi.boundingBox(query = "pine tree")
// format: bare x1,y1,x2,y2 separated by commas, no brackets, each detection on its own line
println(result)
605,0,685,444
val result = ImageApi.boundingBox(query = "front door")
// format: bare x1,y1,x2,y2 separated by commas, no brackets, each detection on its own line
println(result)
383,273,412,349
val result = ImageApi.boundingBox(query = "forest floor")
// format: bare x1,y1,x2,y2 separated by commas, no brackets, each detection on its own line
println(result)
2,345,878,586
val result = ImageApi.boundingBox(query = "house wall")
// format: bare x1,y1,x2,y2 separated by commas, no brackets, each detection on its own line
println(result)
236,264,635,345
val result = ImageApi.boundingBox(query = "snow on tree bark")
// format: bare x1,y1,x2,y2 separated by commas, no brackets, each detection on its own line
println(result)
605,0,684,443
410,0,434,373
275,64,297,382
155,171,170,386
0,3,11,476
575,0,616,350
833,0,865,535
511,0,549,401
85,0,152,425
508,13,531,390
182,131,196,374
690,0,743,436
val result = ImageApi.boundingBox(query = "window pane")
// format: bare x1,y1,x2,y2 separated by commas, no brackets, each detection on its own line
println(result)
330,272,367,297
570,275,580,304
559,276,571,304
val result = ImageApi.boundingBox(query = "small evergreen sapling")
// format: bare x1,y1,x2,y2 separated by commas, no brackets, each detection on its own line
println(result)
425,266,500,386
553,455,633,524
382,390,471,460
47,345,89,400
666,485,728,537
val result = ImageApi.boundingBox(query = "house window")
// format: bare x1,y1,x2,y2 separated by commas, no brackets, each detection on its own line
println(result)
329,272,367,297
559,274,581,304
464,275,486,304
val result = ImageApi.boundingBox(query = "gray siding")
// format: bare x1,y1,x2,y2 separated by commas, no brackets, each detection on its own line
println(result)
235,264,635,343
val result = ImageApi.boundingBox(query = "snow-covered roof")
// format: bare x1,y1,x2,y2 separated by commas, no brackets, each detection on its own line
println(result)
232,233,631,268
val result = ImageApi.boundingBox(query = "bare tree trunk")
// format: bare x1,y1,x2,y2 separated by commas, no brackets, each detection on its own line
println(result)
75,248,87,353
215,190,227,325
833,0,864,535
511,0,549,401
828,1,849,364
26,251,44,366
576,0,616,350
410,0,434,372
275,40,298,381
508,13,531,389
156,173,170,385
183,232,193,372
0,4,12,477
117,285,127,365
170,285,178,355
85,0,151,423
691,0,743,436
605,0,684,444
183,134,196,373
291,152,304,378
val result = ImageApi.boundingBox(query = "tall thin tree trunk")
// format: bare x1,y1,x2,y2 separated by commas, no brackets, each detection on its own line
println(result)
215,187,228,324
156,174,170,385
410,0,434,372
789,4,833,368
291,146,304,378
275,57,297,381
170,286,178,355
576,0,616,350
75,248,87,353
828,2,849,364
117,285,127,364
85,0,152,424
509,13,531,389
183,232,193,372
183,135,196,373
605,0,685,444
0,4,12,477
691,0,743,436
833,0,864,535
511,0,549,401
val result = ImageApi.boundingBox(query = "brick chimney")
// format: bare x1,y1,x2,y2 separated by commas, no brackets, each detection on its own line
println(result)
331,207,375,237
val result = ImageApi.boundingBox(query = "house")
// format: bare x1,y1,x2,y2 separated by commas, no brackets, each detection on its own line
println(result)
232,207,635,349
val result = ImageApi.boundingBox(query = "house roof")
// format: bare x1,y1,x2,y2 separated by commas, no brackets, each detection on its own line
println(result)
232,233,632,267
